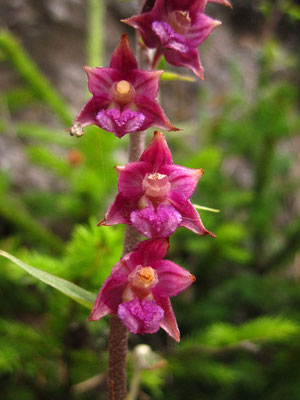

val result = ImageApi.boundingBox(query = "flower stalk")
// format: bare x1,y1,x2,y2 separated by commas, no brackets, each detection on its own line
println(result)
107,2,148,395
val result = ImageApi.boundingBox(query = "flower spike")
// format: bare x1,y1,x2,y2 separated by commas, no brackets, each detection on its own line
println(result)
99,131,215,239
70,34,177,138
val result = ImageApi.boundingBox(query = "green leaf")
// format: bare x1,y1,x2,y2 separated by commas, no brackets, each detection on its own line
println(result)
161,71,196,82
0,249,95,309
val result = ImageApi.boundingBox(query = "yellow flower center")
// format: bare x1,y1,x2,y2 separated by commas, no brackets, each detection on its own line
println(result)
130,266,158,290
116,80,131,95
112,80,135,105
138,267,156,287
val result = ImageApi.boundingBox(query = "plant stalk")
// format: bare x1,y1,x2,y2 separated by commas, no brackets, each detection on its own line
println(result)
108,131,145,400
108,2,148,398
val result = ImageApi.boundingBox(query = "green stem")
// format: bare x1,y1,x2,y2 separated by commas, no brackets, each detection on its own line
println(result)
87,0,105,67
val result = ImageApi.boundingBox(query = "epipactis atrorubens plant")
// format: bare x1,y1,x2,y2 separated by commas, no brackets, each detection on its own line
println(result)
70,0,230,364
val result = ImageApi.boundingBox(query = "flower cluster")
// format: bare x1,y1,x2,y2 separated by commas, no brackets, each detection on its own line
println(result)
71,0,227,341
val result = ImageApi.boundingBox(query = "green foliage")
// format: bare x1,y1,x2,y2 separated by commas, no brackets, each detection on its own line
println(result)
0,1,299,399
0,249,96,308
0,31,72,125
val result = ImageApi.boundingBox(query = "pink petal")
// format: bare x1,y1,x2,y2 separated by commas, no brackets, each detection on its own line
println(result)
152,22,189,53
129,69,163,98
135,95,179,132
118,298,164,335
122,3,164,49
154,296,180,342
133,238,170,264
186,13,221,48
74,97,110,128
164,47,204,79
152,260,195,297
98,194,137,226
96,109,145,138
84,66,119,97
118,161,152,199
160,165,204,199
170,0,206,13
109,34,138,73
140,131,173,170
130,203,182,238
88,270,127,321
168,191,215,236
208,0,232,8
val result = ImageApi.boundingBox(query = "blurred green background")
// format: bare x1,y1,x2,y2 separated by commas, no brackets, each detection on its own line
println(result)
0,0,299,399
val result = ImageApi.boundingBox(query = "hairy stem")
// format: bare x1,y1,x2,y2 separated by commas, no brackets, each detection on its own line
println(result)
108,2,147,398
107,131,145,400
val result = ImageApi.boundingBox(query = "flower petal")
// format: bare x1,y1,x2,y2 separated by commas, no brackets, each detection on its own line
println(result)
74,97,110,128
122,3,164,49
154,296,180,342
118,298,164,335
88,268,128,320
152,260,195,297
96,109,146,138
152,21,189,53
170,0,206,13
164,47,204,79
130,203,182,238
168,191,215,236
109,33,138,73
133,238,170,264
129,69,163,98
160,165,203,199
186,13,221,48
118,161,152,198
98,194,137,227
140,131,173,170
135,95,179,132
208,0,232,8
84,66,118,97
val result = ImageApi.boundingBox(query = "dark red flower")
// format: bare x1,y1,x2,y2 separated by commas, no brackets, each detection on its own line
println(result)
123,0,231,78
99,131,215,238
89,238,195,341
70,34,177,138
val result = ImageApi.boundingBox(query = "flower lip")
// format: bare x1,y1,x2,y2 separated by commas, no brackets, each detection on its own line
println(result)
111,80,136,105
142,172,171,200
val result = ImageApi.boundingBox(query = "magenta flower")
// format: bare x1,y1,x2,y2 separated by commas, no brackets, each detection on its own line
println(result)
123,0,231,78
89,238,195,341
70,34,177,138
99,131,215,238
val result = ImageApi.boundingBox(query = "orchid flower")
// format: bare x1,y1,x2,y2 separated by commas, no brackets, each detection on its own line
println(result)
123,0,231,78
99,131,215,238
70,34,177,138
89,238,195,342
